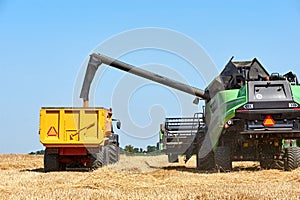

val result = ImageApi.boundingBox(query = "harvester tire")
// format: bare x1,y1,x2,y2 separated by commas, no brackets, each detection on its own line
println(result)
197,150,215,171
214,146,232,172
44,150,59,172
103,144,120,165
294,147,300,167
260,158,273,169
284,147,298,171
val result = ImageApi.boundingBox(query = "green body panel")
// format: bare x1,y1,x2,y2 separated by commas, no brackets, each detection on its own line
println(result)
203,86,248,148
205,85,248,126
291,85,300,104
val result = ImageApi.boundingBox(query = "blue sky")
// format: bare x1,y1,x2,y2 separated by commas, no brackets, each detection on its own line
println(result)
0,0,300,153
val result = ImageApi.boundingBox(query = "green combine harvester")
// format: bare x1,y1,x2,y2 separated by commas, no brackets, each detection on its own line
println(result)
160,58,300,171
82,54,300,171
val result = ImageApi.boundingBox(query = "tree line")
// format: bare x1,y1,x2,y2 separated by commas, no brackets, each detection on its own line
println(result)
29,145,158,155
124,145,157,154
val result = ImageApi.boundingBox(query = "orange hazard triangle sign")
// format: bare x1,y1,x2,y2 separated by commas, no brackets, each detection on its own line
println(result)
47,126,58,136
263,115,275,127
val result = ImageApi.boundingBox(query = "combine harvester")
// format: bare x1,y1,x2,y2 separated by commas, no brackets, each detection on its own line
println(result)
79,53,300,171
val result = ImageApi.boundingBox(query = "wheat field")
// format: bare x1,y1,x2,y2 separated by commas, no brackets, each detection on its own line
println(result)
0,154,300,200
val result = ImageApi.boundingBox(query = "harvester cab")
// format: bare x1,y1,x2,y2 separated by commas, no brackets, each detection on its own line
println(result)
205,58,270,98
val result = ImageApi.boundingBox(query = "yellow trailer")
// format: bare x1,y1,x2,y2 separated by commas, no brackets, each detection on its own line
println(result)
39,107,120,172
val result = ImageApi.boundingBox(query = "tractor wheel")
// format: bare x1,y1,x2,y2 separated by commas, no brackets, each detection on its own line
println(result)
110,134,119,146
91,144,120,170
103,144,120,165
168,153,179,163
90,151,104,170
44,150,59,172
284,147,298,171
214,146,232,172
197,150,215,171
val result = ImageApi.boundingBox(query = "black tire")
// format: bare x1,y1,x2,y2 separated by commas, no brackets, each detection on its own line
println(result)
284,147,298,171
59,163,66,171
214,146,232,172
103,144,120,165
197,150,215,170
260,159,273,169
294,146,300,167
272,160,284,170
260,152,275,169
91,151,104,170
110,134,119,146
44,150,59,172
168,154,179,163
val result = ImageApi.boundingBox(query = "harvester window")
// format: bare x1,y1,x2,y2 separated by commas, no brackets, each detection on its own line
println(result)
270,73,286,81
249,67,259,81
231,74,245,89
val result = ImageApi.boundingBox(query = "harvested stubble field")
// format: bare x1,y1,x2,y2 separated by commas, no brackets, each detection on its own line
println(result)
1,154,300,200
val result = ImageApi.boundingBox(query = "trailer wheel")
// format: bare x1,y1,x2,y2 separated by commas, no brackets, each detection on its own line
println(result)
197,150,215,171
44,150,59,172
103,144,120,165
214,146,232,172
284,147,298,171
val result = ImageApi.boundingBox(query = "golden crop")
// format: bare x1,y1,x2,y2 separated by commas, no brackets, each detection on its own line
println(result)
0,154,300,200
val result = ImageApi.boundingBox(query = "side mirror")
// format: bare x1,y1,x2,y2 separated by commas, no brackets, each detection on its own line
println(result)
116,121,121,129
